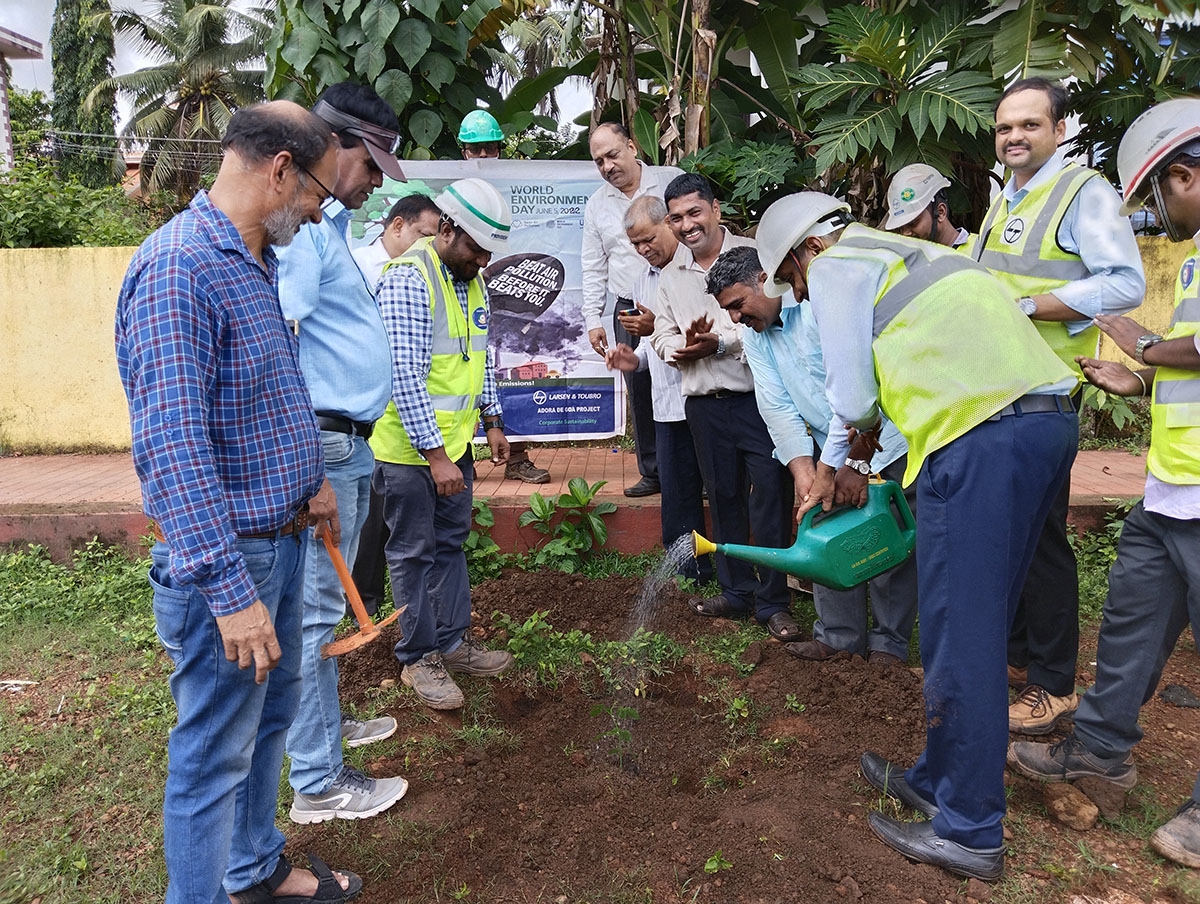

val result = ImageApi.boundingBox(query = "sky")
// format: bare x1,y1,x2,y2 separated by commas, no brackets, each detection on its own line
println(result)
1,0,591,133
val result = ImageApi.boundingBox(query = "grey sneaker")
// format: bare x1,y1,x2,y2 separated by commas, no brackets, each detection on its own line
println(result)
1006,734,1138,789
1151,800,1200,868
341,715,397,748
443,634,514,677
401,652,465,710
289,766,408,825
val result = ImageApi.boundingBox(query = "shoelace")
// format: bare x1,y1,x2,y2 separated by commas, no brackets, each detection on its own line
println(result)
334,767,374,792
1015,684,1052,715
424,652,450,677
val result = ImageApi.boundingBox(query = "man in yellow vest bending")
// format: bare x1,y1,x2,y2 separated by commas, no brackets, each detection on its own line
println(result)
764,193,1076,881
372,178,515,710
973,78,1146,735
1008,98,1200,870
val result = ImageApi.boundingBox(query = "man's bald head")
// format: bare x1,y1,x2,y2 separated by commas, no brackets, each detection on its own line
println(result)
221,100,337,171
623,194,668,231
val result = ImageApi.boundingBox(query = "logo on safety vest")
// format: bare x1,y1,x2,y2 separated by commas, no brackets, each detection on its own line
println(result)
900,188,915,202
1002,217,1025,244
1182,259,1195,290
473,307,488,329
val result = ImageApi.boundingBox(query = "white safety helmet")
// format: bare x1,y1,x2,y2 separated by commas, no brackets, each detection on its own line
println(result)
883,163,951,230
1117,98,1200,240
756,192,853,298
435,177,512,253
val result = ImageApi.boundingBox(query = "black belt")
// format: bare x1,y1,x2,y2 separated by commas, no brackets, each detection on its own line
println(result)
151,504,310,543
987,394,1072,421
699,389,753,400
616,296,633,306
316,412,375,439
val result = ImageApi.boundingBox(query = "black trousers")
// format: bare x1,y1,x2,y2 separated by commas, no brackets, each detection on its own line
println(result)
1007,409,1080,696
684,391,793,618
613,308,657,482
656,417,713,583
350,471,388,617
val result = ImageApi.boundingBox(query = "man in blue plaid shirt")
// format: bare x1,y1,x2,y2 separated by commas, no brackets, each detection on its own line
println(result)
116,101,362,903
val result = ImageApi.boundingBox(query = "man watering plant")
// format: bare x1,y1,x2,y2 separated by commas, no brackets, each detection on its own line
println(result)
773,192,1076,882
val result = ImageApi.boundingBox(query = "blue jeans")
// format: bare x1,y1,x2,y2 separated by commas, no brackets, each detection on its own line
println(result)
150,533,306,902
286,431,375,795
378,453,473,665
904,406,1077,849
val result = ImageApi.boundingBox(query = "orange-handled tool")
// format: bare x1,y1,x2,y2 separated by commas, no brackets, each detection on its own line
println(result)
320,532,404,659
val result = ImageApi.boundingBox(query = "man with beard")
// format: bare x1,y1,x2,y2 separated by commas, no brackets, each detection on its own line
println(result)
650,173,799,643
115,101,363,902
373,178,516,710
276,83,411,826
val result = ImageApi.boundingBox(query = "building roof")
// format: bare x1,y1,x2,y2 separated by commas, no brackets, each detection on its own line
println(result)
0,27,43,61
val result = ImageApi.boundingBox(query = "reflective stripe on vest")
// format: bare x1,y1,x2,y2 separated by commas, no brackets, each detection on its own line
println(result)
1148,249,1200,484
371,237,489,466
972,164,1101,378
819,224,1075,486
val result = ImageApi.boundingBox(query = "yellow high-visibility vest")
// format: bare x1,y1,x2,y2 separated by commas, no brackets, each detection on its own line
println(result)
818,225,1074,485
1148,250,1200,484
371,237,489,467
973,163,1101,380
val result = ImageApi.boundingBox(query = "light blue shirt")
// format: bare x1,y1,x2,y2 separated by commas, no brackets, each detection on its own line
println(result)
1000,151,1145,335
809,241,1076,470
744,298,906,471
277,200,393,423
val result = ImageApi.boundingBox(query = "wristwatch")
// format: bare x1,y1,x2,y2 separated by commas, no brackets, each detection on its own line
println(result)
1135,333,1164,365
715,334,727,357
482,415,505,431
1017,296,1038,316
844,458,871,475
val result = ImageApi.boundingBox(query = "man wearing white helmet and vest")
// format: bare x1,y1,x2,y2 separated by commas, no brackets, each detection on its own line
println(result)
1008,97,1200,870
882,163,971,248
372,177,515,710
764,192,1076,881
975,78,1146,737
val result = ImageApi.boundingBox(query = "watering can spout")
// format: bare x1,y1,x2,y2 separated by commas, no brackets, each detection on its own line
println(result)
692,530,717,558
692,482,917,591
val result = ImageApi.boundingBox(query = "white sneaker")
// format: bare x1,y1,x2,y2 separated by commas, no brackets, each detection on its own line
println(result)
289,766,408,824
340,715,397,748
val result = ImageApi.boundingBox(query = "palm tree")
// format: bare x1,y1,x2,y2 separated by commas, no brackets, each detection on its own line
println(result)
86,0,272,201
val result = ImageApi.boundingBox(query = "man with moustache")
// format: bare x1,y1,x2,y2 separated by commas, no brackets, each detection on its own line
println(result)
276,82,411,826
707,242,918,665
582,122,683,497
650,173,799,642
605,195,711,584
116,101,362,902
973,78,1145,735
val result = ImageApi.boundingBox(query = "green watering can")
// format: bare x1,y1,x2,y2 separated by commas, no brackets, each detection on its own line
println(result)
692,480,916,591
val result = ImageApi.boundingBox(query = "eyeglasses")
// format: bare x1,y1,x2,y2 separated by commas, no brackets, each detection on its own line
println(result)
297,163,335,206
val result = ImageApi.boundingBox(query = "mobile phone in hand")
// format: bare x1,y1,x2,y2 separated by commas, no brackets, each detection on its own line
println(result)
618,306,638,317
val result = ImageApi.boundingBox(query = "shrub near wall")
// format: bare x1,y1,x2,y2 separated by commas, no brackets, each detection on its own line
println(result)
0,163,161,249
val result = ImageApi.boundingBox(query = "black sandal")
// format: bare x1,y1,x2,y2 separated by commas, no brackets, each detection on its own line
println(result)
766,611,802,642
232,853,363,903
689,595,749,618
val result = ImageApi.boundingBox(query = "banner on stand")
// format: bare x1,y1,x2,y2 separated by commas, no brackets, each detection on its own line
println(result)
352,160,624,442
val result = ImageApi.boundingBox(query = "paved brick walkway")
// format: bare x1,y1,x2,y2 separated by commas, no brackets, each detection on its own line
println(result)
0,447,1149,559
0,447,1149,510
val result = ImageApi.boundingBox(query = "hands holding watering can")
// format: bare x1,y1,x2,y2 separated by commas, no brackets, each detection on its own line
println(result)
796,422,884,519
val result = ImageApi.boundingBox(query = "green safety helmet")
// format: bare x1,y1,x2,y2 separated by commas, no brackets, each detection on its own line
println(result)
458,110,504,144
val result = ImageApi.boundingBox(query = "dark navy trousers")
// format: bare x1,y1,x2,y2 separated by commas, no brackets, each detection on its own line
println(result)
655,417,713,584
905,405,1077,849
